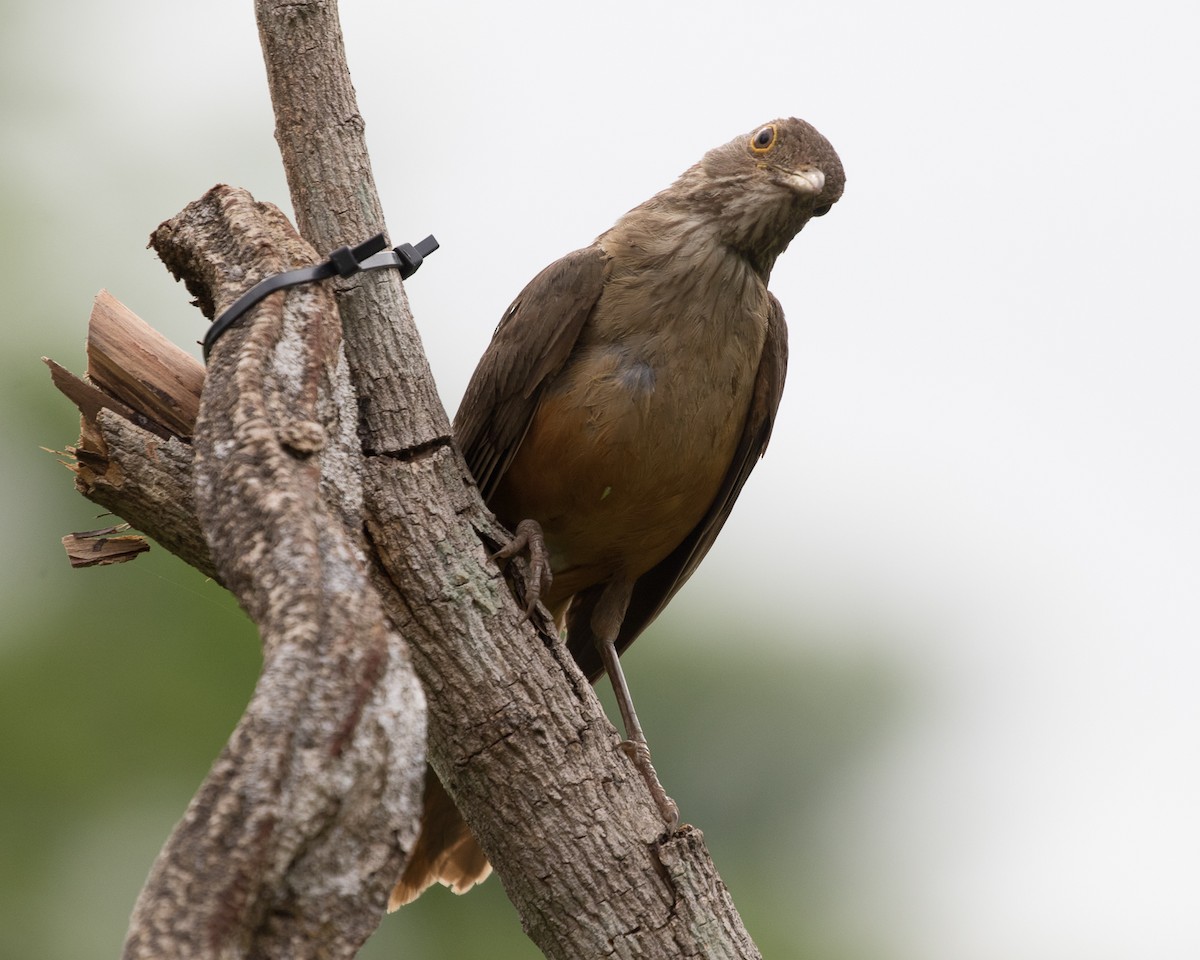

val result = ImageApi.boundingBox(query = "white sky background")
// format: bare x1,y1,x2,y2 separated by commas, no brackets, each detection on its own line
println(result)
7,0,1199,957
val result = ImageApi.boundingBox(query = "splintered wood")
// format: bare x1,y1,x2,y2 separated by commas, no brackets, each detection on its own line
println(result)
61,525,150,568
45,290,208,570
85,289,204,438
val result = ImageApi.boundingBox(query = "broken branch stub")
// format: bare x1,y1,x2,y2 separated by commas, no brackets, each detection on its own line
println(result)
44,290,215,577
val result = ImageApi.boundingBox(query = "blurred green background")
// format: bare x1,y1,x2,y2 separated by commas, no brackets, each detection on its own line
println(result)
0,3,899,957
6,1,1199,958
0,538,897,959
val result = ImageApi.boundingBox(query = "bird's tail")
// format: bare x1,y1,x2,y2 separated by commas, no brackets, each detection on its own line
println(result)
388,768,492,910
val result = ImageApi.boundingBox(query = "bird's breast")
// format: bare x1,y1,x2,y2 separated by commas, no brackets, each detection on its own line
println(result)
492,263,769,606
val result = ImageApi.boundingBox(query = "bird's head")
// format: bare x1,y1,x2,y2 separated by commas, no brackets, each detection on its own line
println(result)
680,117,845,277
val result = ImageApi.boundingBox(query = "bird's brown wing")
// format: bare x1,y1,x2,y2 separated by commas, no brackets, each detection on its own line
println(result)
567,294,789,680
453,246,608,500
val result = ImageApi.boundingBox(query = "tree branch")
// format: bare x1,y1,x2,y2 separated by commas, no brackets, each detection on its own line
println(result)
255,0,447,453
45,1,764,955
252,1,762,955
128,187,426,959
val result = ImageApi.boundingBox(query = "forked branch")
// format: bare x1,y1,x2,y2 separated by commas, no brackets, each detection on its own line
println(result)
44,1,762,956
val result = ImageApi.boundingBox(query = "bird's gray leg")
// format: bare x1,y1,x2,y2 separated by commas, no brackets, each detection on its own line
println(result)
592,575,680,829
491,518,553,615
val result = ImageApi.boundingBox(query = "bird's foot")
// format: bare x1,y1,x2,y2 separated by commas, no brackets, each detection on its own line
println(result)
491,518,553,616
620,739,680,830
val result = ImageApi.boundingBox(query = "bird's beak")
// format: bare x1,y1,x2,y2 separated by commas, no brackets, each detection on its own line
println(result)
785,167,826,196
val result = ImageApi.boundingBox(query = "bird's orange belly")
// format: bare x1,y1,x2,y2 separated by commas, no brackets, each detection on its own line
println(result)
491,347,752,608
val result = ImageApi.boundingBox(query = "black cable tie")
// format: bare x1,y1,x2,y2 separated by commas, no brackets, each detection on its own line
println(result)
358,234,441,280
328,245,361,276
202,232,438,361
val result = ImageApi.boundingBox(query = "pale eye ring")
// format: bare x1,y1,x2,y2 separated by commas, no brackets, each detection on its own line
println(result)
750,125,777,153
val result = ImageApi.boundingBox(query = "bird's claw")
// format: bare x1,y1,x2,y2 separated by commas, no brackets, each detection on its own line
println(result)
619,739,680,830
491,518,553,616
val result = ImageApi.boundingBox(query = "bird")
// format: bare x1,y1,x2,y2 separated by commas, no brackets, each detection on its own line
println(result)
390,116,845,909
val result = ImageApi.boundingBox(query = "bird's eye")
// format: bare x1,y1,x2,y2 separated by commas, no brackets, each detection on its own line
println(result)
750,125,777,154
812,202,832,217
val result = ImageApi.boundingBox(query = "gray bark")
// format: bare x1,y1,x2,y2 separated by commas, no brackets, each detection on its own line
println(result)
121,186,427,960
47,0,764,956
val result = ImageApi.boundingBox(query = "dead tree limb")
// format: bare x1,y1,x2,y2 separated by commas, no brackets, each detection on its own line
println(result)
126,187,426,959
255,0,445,452
253,1,762,955
46,0,764,955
